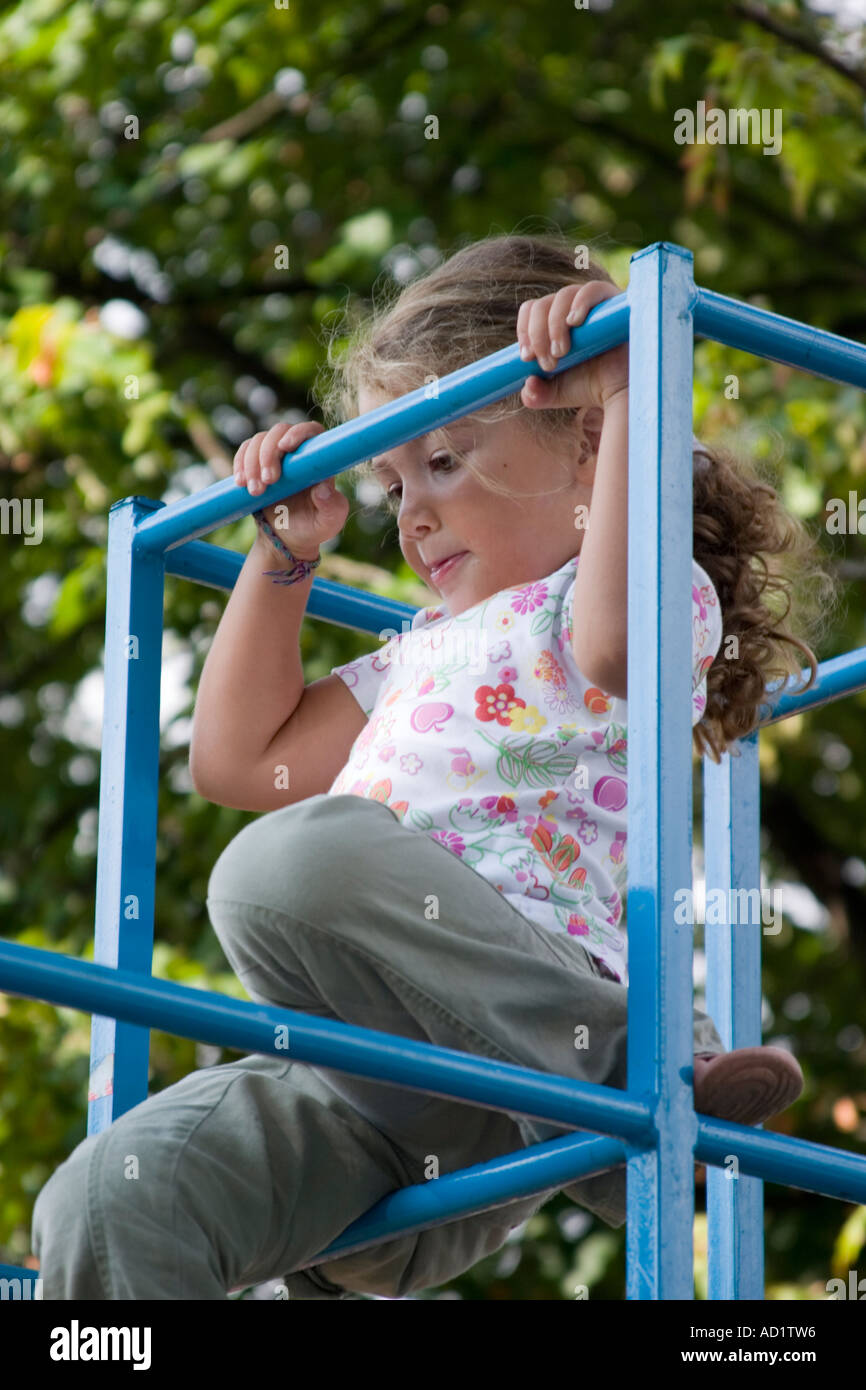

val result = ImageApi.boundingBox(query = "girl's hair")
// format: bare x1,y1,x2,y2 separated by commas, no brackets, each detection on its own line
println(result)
313,231,844,765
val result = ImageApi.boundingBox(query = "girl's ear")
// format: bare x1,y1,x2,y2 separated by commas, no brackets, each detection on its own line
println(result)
580,406,604,459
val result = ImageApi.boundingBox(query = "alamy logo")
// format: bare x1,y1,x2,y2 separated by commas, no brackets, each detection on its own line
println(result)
673,101,782,156
380,622,489,675
49,1320,152,1371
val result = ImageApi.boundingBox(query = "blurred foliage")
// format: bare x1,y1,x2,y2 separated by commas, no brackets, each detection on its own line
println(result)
1,0,866,1299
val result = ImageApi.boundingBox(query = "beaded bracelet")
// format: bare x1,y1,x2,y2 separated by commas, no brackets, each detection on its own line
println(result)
253,509,321,586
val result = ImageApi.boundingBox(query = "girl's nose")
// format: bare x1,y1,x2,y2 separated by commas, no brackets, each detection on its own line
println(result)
397,487,437,530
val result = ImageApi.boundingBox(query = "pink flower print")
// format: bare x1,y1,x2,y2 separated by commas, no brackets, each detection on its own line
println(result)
399,752,423,774
499,666,518,684
511,580,549,616
431,829,466,857
566,915,590,938
693,583,707,622
571,820,596,849
378,744,396,763
488,640,513,664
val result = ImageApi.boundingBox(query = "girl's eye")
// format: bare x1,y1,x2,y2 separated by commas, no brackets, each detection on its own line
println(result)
385,452,455,502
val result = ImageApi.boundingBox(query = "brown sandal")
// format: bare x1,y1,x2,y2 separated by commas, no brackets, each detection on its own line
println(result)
692,1046,804,1125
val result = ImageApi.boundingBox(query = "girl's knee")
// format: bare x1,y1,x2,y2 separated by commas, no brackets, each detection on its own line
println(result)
205,797,350,901
206,795,388,935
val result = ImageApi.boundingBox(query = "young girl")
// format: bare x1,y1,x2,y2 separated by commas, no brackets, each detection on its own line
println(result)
33,234,837,1301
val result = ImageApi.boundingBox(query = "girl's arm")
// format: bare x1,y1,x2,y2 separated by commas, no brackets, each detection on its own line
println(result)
188,534,317,798
517,279,630,696
570,388,629,698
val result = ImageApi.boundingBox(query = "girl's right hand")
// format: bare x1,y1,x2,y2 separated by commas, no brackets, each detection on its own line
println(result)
233,420,349,560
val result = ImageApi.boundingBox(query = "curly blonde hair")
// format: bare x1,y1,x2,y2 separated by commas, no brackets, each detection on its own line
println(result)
313,231,843,764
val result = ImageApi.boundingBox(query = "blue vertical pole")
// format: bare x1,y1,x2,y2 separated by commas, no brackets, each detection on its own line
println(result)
626,243,699,1299
703,733,765,1298
87,496,165,1134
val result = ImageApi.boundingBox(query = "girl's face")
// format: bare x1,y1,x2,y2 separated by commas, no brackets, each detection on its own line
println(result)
358,387,599,616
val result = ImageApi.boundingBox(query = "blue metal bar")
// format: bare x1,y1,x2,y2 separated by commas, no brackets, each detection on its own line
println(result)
695,1117,866,1206
704,733,764,1300
87,496,165,1136
694,287,866,390
0,939,654,1147
322,1111,866,1270
162,528,419,633
1,935,863,1277
133,296,630,554
759,648,866,725
626,242,700,1298
307,1132,627,1268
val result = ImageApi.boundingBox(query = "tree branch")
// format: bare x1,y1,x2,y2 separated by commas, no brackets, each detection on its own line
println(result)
198,7,435,145
731,1,866,95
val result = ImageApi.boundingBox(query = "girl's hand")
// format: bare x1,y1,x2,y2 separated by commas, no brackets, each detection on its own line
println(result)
516,280,629,413
233,420,349,560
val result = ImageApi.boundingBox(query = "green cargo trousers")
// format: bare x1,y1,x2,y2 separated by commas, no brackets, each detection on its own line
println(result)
32,793,725,1299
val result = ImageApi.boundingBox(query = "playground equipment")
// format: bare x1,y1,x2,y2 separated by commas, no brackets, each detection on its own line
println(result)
2,242,866,1300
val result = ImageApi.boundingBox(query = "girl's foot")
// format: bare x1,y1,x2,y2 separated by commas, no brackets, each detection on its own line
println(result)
692,1046,803,1125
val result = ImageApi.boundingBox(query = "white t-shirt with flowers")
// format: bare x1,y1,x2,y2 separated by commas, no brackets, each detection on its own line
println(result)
328,553,723,985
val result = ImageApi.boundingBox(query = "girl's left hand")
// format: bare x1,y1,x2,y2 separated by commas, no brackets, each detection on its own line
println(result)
516,280,628,412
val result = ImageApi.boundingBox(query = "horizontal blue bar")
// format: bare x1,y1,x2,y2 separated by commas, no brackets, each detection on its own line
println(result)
694,287,866,389
8,1087,864,1284
164,536,418,635
312,1102,866,1267
132,294,631,554
0,938,653,1146
0,1135,630,1285
695,1115,866,1208
304,1131,627,1269
2,938,862,1213
759,647,866,725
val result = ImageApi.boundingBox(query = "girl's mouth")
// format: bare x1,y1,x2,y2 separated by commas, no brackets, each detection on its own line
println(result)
429,551,468,585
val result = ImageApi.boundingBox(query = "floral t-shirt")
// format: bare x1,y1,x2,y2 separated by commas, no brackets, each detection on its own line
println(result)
328,554,723,986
